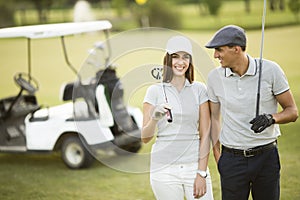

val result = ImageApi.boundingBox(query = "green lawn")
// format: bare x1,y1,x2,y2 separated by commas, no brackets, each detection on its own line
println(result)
0,25,299,199
1,2,300,199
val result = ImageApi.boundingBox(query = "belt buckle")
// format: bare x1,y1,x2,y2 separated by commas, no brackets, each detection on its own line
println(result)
243,149,254,157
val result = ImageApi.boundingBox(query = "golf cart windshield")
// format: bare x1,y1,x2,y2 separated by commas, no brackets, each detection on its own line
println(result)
0,21,112,81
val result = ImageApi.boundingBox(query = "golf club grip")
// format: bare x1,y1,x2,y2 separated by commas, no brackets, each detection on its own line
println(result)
166,108,173,123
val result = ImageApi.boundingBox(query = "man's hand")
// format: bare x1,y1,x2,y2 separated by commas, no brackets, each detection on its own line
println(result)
250,114,275,133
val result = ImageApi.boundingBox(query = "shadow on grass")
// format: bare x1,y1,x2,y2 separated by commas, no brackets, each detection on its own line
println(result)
0,152,107,170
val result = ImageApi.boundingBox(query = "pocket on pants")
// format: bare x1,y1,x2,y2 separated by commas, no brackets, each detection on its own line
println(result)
217,152,243,178
263,147,281,177
217,152,224,174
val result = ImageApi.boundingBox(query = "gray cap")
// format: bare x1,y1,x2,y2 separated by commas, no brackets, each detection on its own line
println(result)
205,25,246,48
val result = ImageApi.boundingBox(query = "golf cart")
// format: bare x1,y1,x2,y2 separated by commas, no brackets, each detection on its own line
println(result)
0,21,142,169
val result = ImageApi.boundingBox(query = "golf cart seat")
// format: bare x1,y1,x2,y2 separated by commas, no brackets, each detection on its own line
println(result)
0,95,40,119
60,82,98,116
0,94,40,145
60,82,114,127
60,82,74,101
96,67,139,133
60,81,96,102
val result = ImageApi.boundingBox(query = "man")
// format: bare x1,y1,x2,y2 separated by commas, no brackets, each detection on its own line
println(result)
205,25,298,200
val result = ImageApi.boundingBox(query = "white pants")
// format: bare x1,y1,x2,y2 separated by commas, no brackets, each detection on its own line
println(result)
150,163,214,200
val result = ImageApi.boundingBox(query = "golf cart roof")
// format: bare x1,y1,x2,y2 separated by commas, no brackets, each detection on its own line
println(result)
0,20,112,39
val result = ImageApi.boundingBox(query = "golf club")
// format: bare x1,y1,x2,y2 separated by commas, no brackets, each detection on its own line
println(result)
162,83,173,123
256,0,267,117
151,66,173,123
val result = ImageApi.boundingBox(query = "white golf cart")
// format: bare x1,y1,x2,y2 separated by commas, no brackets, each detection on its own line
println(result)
0,21,143,169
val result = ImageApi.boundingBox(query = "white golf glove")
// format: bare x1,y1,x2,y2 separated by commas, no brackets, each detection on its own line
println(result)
152,104,171,121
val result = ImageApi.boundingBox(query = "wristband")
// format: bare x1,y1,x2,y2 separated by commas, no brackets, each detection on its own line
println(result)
197,170,207,178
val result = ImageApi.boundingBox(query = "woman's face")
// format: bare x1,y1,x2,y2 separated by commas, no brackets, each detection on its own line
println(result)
171,51,191,77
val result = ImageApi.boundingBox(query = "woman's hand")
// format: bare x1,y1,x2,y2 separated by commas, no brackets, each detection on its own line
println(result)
151,104,171,121
193,174,206,198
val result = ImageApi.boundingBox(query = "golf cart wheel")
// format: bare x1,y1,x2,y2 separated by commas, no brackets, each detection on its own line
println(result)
61,136,94,169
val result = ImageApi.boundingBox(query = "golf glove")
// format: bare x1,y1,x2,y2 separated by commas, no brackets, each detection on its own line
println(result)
250,114,275,133
152,104,170,121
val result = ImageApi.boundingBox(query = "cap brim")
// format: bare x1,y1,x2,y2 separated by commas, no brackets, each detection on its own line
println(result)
205,42,224,48
205,44,217,48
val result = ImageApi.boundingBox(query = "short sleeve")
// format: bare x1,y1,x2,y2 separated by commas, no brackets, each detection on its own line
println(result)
207,69,220,103
271,62,289,95
143,84,159,106
191,82,208,105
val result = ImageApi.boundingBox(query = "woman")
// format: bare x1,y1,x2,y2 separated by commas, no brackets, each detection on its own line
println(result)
141,36,214,200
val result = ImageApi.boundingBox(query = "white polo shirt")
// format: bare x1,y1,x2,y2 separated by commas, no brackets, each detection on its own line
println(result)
144,80,208,171
207,55,289,149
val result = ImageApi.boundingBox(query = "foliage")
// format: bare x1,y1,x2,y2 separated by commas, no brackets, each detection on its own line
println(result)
30,0,54,23
111,0,127,17
131,0,182,29
288,0,300,21
147,0,182,29
0,1,15,28
270,0,285,11
203,0,222,16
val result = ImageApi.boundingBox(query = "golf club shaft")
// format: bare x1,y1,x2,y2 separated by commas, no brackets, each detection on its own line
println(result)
256,0,267,117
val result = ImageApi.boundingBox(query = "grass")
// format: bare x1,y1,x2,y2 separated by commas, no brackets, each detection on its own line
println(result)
0,153,154,200
0,26,299,200
1,1,300,199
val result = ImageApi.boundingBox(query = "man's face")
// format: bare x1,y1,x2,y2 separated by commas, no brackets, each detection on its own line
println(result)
213,46,236,68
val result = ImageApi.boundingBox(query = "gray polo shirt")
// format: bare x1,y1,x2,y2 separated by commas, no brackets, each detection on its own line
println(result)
144,80,208,170
207,55,289,149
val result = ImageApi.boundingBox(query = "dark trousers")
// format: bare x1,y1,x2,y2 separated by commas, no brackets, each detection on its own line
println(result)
218,146,280,200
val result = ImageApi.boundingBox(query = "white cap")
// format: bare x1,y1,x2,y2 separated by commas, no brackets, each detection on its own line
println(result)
166,35,193,56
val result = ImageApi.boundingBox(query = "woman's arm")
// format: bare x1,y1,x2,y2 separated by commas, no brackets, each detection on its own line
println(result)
194,101,211,198
141,102,158,143
198,101,211,171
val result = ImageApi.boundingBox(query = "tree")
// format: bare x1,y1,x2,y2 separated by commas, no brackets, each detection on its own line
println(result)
288,0,300,21
203,0,222,16
112,0,127,17
245,0,250,13
0,1,15,27
30,0,54,23
270,0,285,11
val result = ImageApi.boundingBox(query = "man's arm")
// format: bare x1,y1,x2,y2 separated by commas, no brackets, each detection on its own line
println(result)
209,101,221,163
250,89,298,133
273,90,298,123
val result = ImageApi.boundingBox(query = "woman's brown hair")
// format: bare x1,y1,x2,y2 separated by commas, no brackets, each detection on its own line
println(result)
162,53,194,83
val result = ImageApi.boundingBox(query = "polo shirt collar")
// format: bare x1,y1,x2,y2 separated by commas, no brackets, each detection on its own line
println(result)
225,55,257,77
163,79,192,87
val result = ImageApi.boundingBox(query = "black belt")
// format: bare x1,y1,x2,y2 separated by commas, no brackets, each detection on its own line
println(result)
222,141,277,157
